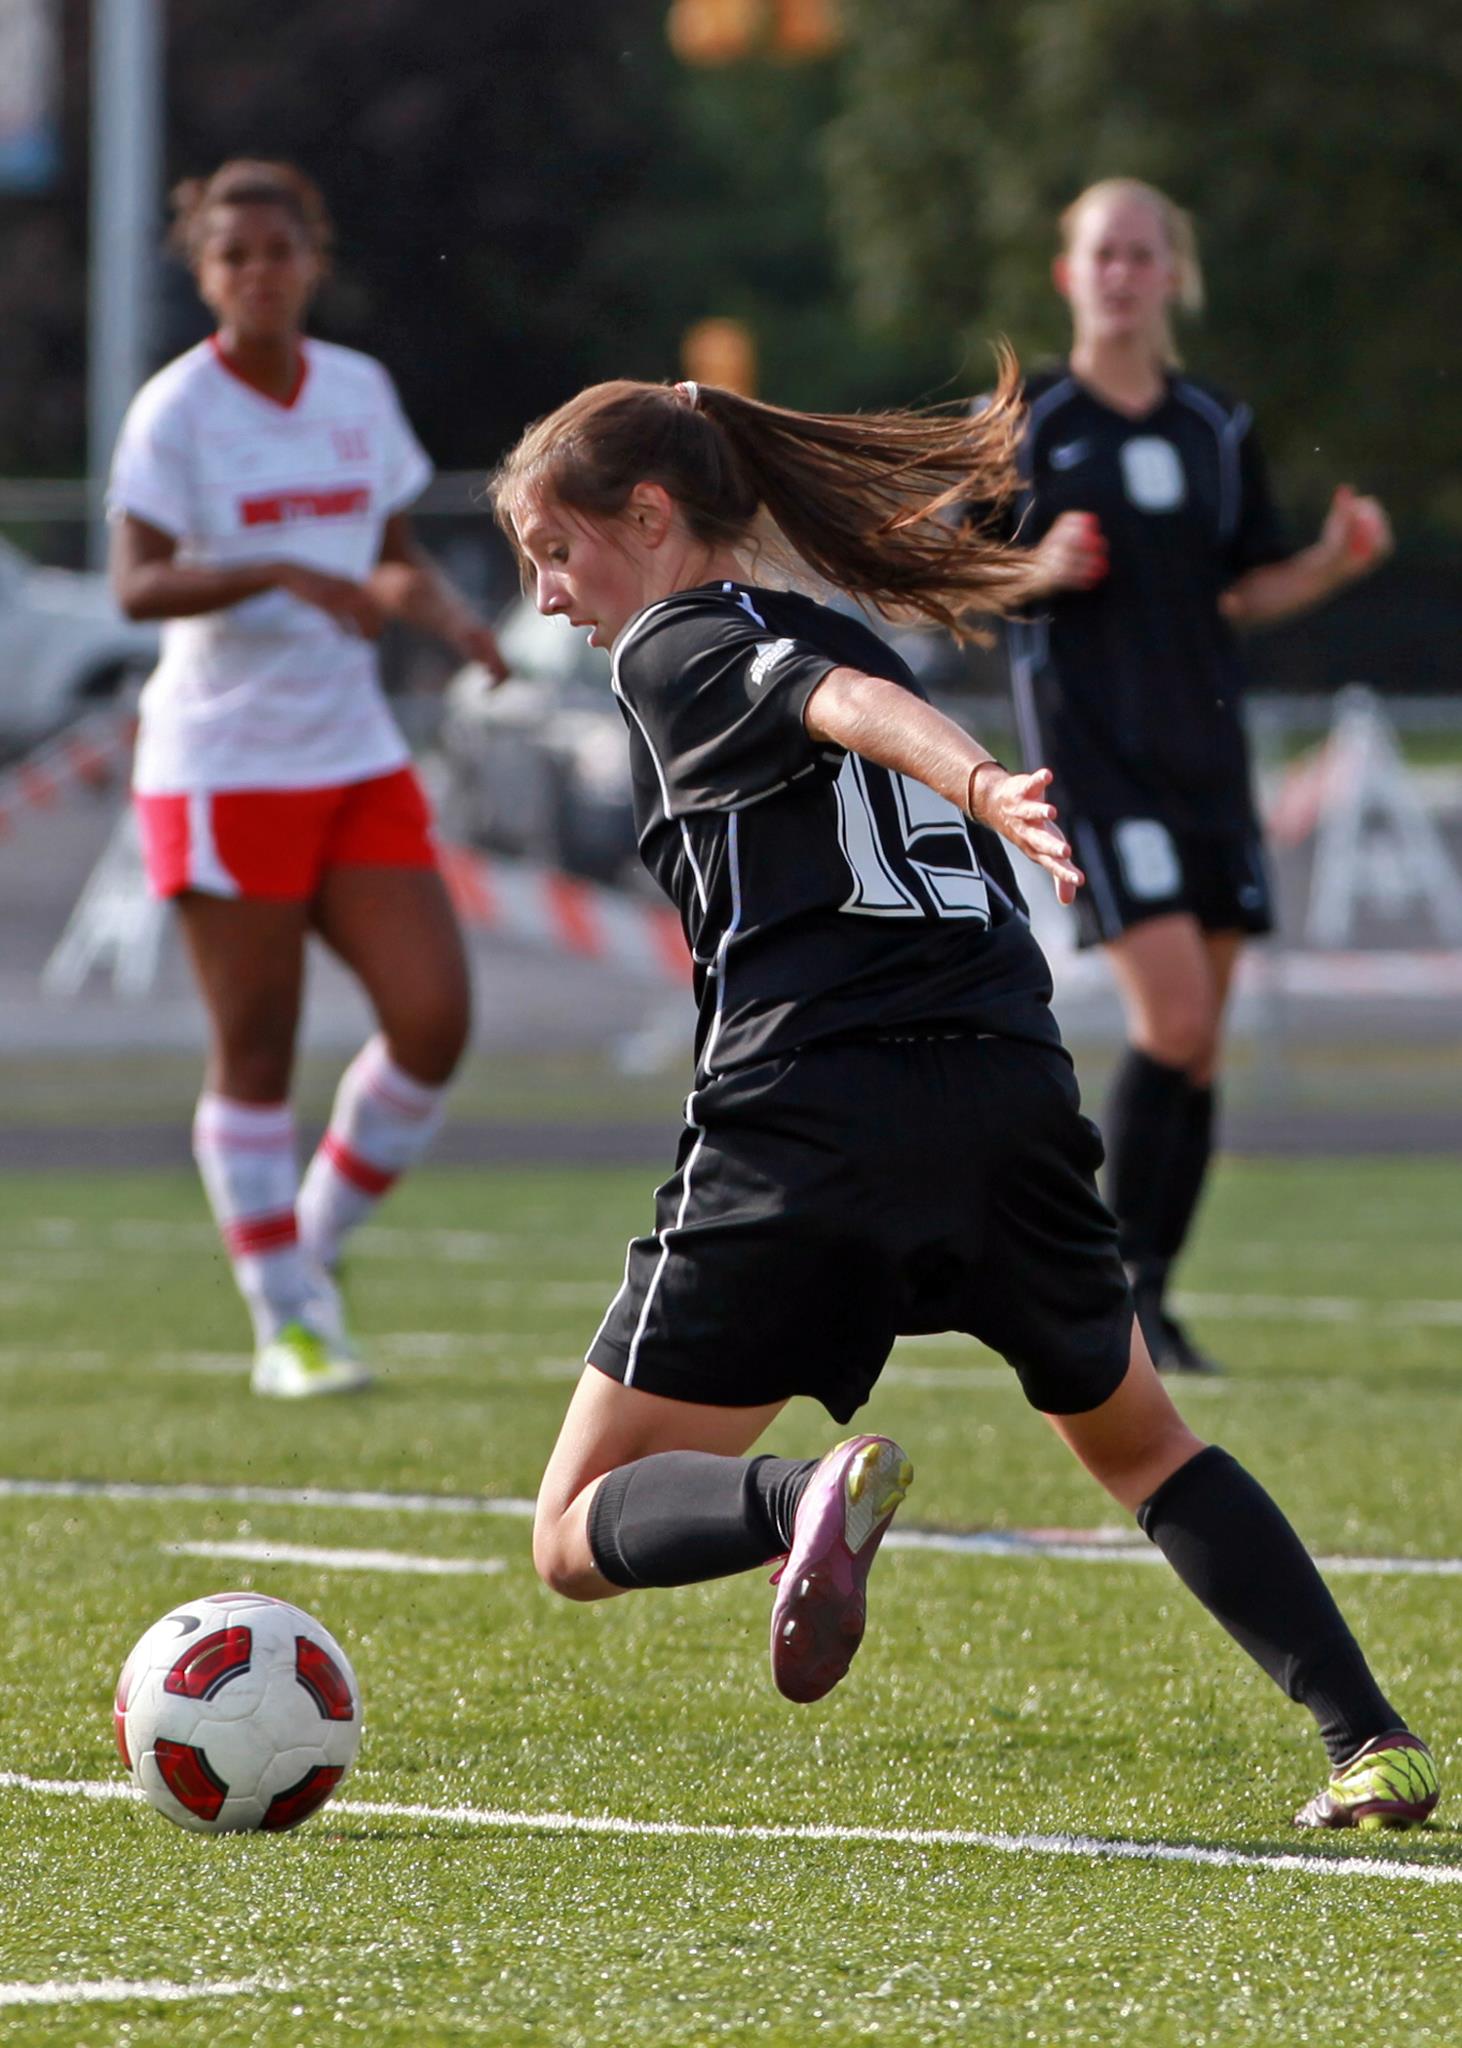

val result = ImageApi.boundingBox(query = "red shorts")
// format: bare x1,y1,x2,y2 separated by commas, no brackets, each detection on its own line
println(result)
135,766,438,902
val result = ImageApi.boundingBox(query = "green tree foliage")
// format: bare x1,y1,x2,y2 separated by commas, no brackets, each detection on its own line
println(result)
826,0,1462,535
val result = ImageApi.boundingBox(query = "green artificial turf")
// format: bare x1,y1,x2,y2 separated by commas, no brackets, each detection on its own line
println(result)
0,1159,1457,2045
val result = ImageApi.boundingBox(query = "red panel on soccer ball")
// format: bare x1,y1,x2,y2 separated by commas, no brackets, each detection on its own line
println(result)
164,1625,253,1700
295,1637,356,1720
154,1737,229,1822
262,1764,344,1832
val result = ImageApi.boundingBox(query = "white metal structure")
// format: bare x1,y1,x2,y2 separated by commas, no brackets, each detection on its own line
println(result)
1305,685,1462,948
87,0,161,563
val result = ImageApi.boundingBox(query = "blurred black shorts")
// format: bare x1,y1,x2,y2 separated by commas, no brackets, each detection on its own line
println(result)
1067,815,1274,951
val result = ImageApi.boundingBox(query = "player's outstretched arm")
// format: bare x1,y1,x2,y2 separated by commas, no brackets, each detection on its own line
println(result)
1221,485,1393,628
804,666,1084,903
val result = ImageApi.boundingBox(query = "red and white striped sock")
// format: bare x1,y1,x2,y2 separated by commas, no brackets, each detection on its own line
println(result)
192,1094,315,1346
297,1037,448,1272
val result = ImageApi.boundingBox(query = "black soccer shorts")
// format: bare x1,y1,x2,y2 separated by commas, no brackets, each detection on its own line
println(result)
587,1034,1133,1423
1068,815,1275,951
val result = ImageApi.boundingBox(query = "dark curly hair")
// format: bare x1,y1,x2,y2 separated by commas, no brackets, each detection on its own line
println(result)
168,159,333,273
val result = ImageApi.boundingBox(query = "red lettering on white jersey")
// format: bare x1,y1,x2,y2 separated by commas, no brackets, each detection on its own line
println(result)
240,486,371,527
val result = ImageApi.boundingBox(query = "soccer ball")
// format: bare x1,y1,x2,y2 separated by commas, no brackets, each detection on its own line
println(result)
113,1591,362,1834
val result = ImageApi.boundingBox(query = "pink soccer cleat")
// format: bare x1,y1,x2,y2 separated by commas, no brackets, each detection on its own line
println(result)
770,1434,913,1705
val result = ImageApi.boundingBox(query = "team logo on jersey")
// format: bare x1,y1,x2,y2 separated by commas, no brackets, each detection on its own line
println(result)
748,638,796,688
1048,438,1091,472
239,486,370,527
1119,437,1186,512
332,427,371,462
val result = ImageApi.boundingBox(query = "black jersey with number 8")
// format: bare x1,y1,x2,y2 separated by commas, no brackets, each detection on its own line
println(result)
1005,365,1294,833
611,581,1060,1077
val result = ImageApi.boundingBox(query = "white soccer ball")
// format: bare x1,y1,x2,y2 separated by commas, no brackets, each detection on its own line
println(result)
114,1591,363,1834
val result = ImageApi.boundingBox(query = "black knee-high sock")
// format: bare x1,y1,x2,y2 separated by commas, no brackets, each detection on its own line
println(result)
1152,1082,1216,1273
1105,1048,1191,1281
587,1453,816,1590
1138,1446,1402,1765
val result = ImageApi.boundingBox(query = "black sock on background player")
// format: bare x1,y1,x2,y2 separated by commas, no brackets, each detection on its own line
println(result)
1107,1050,1221,1372
1107,1047,1189,1272
1154,1080,1216,1269
1139,1446,1403,1765
588,1453,816,1589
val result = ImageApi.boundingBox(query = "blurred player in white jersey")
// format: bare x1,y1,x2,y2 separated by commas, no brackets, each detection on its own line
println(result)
109,160,507,1398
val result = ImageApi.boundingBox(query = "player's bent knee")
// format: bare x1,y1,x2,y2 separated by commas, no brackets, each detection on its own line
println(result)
1092,1422,1206,1510
1143,1010,1215,1074
531,1514,604,1603
387,1000,471,1087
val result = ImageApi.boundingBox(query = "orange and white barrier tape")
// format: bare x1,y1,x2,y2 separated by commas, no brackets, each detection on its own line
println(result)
0,705,138,840
438,841,691,984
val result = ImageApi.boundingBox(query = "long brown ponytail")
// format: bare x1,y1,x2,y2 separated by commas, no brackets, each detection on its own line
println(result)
490,355,1034,638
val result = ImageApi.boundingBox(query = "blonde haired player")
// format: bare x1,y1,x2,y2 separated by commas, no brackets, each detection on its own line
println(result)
109,160,506,1397
1008,177,1392,1375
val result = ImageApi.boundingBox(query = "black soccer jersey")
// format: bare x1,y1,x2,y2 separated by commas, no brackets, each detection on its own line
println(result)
1004,363,1292,833
611,582,1061,1075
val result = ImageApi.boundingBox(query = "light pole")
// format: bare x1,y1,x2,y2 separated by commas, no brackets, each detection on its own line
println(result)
86,0,161,562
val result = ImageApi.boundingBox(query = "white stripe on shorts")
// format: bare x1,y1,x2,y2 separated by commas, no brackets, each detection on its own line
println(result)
623,1097,707,1388
185,793,240,898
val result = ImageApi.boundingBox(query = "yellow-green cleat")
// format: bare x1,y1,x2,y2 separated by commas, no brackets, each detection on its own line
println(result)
1293,1731,1440,1831
251,1321,372,1400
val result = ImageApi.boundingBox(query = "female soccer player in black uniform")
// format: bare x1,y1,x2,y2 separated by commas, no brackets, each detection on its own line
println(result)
1009,178,1392,1374
489,370,1435,1831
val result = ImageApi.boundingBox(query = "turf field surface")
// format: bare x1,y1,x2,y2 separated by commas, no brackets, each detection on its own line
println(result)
0,1159,1457,2045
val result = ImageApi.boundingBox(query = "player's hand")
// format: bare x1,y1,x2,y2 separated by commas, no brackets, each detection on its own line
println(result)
966,763,1084,906
277,564,386,639
1033,511,1108,594
455,622,511,683
1320,485,1392,579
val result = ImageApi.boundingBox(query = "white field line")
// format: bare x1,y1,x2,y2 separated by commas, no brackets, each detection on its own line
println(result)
0,1338,984,1388
13,1219,1462,1328
0,1770,1456,1891
164,1539,505,1577
0,1344,582,1384
0,1476,534,1518
23,1216,509,1262
0,1976,274,2009
1177,1290,1462,1329
884,1529,1462,1577
2,1476,1458,1580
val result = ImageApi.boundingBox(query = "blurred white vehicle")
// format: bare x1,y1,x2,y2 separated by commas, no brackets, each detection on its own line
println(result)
436,601,638,885
0,536,157,757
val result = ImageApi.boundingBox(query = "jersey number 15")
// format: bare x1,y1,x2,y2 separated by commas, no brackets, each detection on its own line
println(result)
833,754,990,922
